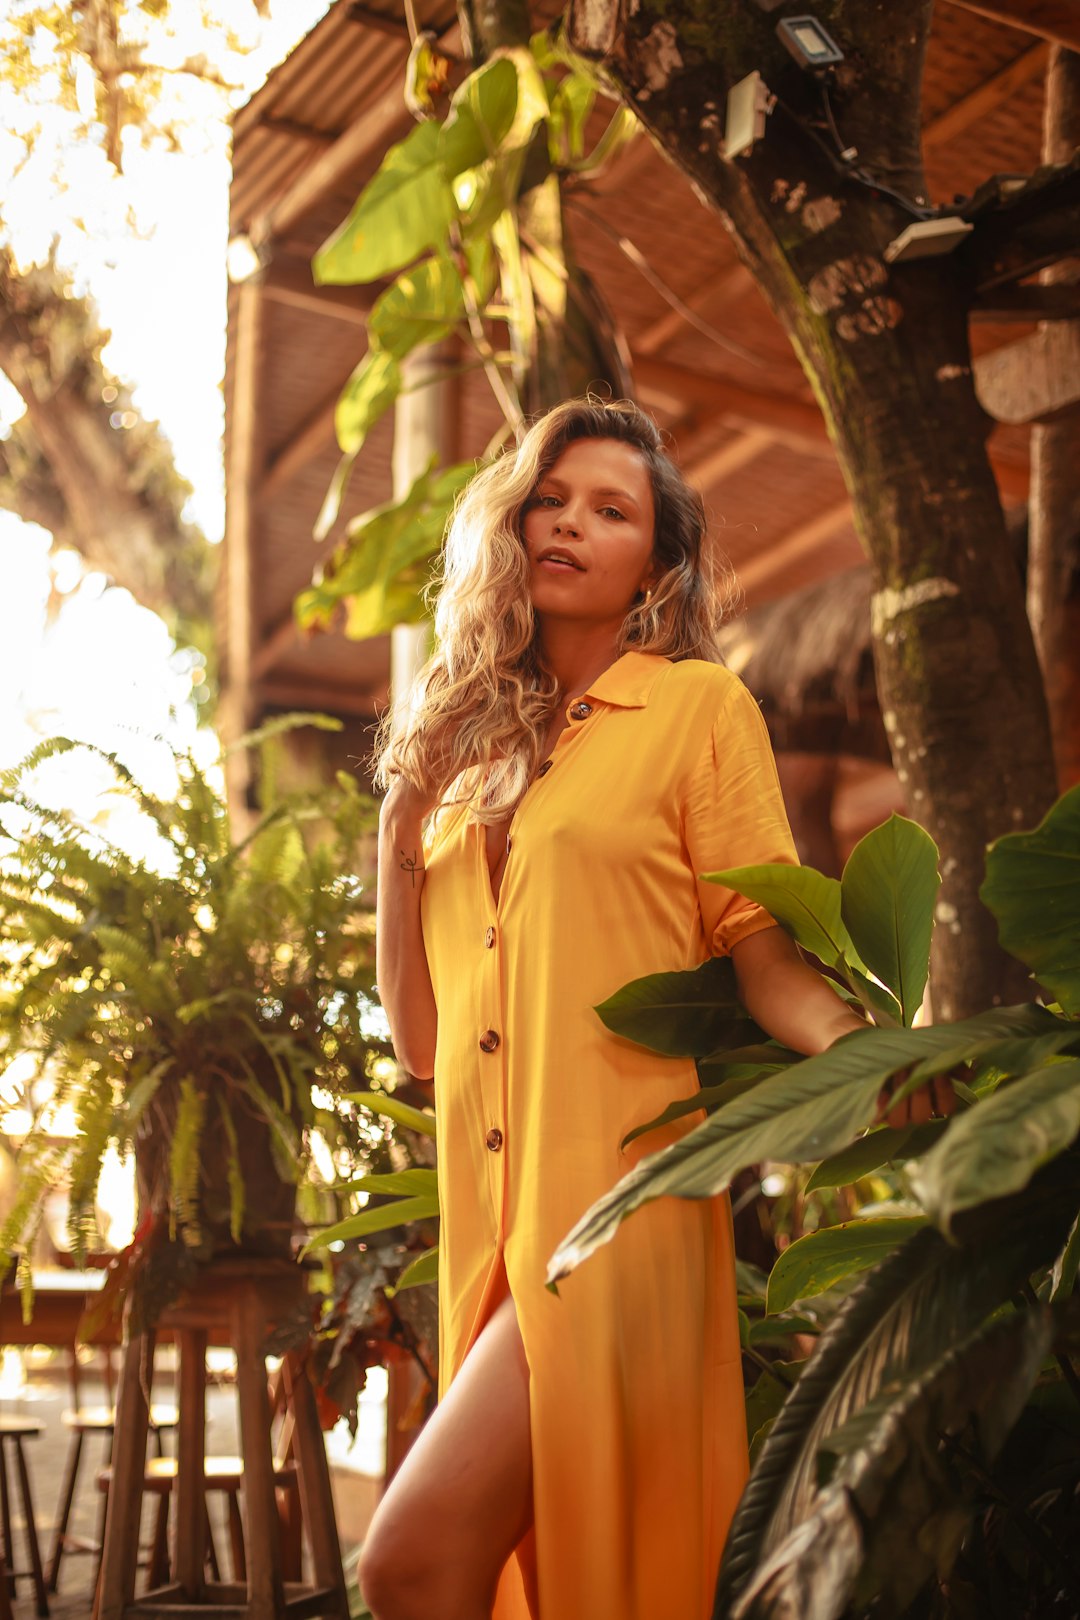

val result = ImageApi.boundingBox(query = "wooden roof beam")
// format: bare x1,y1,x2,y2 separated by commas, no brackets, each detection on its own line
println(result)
736,500,855,599
256,677,382,720
259,386,340,505
923,43,1048,149
943,1,1080,52
634,353,830,449
976,323,1080,423
260,253,378,325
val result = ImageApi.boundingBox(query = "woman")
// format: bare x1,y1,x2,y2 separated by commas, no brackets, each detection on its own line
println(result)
361,398,932,1620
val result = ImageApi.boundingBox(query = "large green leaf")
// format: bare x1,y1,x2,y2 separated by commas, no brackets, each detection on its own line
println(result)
334,348,401,455
549,1006,1055,1287
304,1193,439,1252
728,1308,1052,1620
840,814,939,1026
342,1168,438,1199
314,121,452,285
766,1218,926,1315
715,1162,1077,1618
343,1089,437,1139
908,1058,1080,1234
621,1069,779,1148
805,1119,946,1191
367,255,465,360
385,1244,439,1297
980,784,1080,1015
704,864,852,972
594,955,762,1058
438,56,519,177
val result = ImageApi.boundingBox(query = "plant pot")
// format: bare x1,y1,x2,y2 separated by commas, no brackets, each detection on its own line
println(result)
134,1071,298,1260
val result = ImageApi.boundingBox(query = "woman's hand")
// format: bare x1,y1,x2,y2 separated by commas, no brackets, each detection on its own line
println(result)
875,1068,959,1128
381,772,438,824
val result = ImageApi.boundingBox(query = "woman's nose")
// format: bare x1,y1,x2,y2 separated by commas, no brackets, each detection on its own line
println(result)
553,514,579,536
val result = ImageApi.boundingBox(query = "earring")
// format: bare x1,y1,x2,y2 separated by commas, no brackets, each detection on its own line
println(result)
644,587,653,606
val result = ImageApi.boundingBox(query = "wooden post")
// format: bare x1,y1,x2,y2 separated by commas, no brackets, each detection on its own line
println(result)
233,1285,284,1618
1028,44,1080,789
221,281,264,825
388,342,460,728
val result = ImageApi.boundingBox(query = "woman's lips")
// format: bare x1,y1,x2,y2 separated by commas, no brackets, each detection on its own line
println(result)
537,556,583,573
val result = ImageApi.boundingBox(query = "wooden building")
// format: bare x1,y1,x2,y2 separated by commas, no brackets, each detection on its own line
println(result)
220,0,1078,860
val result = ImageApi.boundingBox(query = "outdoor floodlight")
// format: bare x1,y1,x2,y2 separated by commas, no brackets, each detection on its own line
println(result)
776,16,845,72
724,71,774,159
884,216,974,263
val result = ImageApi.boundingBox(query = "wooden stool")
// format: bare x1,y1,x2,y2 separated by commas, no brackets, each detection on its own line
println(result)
48,1403,178,1592
96,1258,349,1619
95,1458,224,1596
0,1416,48,1617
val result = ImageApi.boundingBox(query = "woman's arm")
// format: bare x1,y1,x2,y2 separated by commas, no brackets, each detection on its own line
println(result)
376,779,438,1084
730,925,955,1126
731,925,864,1056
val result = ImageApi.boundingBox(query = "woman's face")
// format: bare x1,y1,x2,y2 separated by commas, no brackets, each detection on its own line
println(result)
522,436,656,629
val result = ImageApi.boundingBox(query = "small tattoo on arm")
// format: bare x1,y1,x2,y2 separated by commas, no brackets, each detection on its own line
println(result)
400,849,422,888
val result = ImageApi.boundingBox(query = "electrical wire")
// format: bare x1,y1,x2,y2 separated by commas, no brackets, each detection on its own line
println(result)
771,85,935,221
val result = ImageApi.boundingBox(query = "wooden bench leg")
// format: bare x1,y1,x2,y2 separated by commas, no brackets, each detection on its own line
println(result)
13,1437,48,1617
0,1546,13,1620
226,1490,246,1583
46,1428,84,1592
0,1443,14,1603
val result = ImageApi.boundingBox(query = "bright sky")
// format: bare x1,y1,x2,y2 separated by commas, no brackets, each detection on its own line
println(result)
0,0,333,783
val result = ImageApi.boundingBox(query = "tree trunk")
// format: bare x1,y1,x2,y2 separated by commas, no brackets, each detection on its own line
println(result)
0,249,213,641
568,0,1058,1017
1028,45,1080,789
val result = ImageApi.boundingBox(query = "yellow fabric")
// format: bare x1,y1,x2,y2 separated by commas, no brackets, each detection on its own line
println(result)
420,652,799,1620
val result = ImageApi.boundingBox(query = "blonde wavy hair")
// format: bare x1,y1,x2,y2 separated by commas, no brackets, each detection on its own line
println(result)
374,396,734,822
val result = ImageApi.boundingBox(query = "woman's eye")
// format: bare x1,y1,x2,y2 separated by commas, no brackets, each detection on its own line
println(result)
600,506,625,520
535,494,559,508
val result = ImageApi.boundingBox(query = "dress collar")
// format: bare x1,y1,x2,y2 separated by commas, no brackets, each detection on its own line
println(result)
582,651,671,710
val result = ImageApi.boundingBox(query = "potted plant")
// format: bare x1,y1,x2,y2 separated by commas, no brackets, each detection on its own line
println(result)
0,716,393,1309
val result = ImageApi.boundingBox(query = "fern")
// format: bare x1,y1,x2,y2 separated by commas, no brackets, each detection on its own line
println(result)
169,1076,207,1246
217,1093,246,1245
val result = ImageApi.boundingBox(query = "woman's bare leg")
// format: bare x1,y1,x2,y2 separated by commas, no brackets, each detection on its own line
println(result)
359,1293,534,1620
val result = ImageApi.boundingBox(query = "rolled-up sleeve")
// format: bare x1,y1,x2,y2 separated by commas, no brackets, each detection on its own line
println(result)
682,678,800,956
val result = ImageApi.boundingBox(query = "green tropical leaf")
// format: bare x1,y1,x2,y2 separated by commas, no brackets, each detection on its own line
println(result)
1051,1208,1080,1302
716,1165,1076,1617
314,121,452,285
908,1058,1080,1234
595,955,762,1058
548,1007,1053,1286
621,1070,776,1148
386,1245,439,1296
305,1193,440,1251
704,863,852,972
343,1168,438,1199
729,1307,1052,1620
367,255,465,360
335,348,401,456
344,1090,437,1139
766,1218,926,1315
840,814,939,1026
805,1119,947,1191
980,784,1080,1015
438,56,519,177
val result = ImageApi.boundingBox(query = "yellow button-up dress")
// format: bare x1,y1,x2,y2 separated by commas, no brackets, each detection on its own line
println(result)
420,652,799,1620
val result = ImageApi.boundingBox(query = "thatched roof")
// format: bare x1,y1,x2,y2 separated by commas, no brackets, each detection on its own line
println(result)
723,567,888,761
